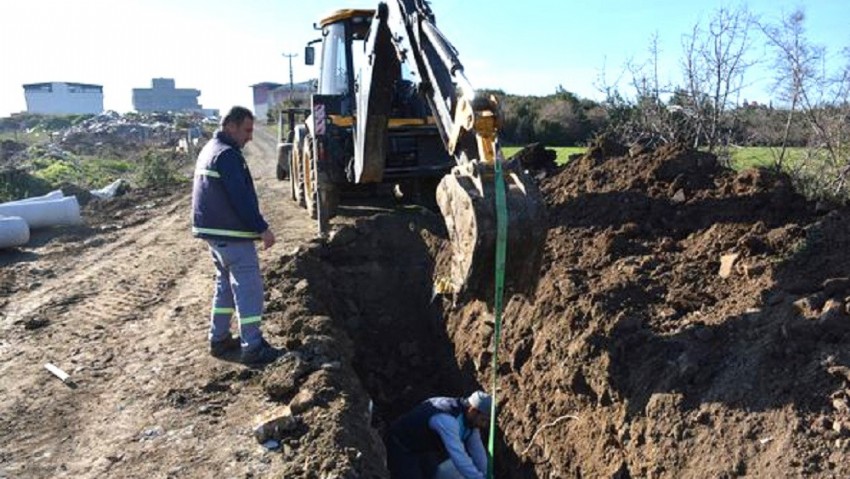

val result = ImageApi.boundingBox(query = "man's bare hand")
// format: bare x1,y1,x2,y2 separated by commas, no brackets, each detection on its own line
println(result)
261,229,276,250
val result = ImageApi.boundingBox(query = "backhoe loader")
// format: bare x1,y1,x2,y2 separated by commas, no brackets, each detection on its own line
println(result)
283,1,545,298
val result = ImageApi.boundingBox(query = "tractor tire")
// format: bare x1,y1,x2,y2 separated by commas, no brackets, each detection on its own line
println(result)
292,137,307,208
288,144,299,202
302,135,339,232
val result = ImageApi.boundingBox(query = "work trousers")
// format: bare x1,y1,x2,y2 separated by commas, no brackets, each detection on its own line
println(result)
386,435,443,479
205,239,264,350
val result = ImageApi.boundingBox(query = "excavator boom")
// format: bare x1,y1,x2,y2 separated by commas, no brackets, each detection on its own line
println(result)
296,2,545,299
355,0,546,298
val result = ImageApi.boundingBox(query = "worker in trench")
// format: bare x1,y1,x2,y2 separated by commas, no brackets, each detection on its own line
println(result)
385,391,492,479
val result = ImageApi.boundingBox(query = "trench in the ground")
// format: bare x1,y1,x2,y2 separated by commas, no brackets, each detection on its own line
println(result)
304,210,537,478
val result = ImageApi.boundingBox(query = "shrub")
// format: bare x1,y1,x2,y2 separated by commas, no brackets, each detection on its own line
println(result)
33,159,80,185
135,149,183,188
0,169,51,202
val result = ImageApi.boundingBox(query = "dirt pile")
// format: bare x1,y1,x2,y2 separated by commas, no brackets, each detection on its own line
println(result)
443,141,850,477
509,143,560,178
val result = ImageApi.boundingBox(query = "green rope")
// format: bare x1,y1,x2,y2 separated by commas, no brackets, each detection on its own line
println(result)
487,158,508,479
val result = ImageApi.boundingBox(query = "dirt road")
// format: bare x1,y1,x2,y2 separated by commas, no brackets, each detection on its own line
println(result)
0,125,318,478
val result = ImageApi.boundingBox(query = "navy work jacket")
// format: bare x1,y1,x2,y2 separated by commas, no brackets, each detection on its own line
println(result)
192,131,268,241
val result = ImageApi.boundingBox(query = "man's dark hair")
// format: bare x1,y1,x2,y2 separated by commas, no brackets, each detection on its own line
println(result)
221,106,254,127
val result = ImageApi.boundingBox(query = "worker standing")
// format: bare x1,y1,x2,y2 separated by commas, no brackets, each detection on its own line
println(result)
386,391,492,479
191,106,280,365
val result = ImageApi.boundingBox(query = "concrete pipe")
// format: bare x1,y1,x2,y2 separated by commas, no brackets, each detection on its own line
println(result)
0,216,30,248
0,196,82,229
3,190,64,205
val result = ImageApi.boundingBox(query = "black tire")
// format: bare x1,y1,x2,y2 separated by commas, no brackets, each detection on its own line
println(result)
288,150,297,202
275,143,290,181
294,137,307,208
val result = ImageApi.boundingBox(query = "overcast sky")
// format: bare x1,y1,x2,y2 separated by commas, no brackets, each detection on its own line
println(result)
0,0,847,117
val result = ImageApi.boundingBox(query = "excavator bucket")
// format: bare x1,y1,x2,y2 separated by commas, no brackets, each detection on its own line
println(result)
436,161,546,299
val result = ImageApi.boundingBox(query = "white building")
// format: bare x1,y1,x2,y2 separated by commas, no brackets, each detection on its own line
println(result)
132,78,201,113
251,80,315,121
23,82,104,115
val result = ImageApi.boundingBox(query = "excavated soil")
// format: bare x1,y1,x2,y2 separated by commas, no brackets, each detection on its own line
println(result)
261,140,850,477
450,142,850,477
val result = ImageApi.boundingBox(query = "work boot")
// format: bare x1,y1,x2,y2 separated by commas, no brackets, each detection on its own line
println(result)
209,334,241,358
241,339,281,365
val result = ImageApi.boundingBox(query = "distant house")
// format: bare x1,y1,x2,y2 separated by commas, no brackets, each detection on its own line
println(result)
251,82,283,120
132,78,201,113
23,82,104,115
251,80,315,120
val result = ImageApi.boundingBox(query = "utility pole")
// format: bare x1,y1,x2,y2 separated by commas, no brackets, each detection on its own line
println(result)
282,52,298,103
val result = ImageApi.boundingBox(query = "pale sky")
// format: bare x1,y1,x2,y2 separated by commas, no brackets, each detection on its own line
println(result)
0,0,847,117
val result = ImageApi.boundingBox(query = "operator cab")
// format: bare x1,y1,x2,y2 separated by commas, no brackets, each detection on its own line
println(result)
306,9,374,114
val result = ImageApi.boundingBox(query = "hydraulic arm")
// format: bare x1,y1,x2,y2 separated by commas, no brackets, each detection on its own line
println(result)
358,1,546,298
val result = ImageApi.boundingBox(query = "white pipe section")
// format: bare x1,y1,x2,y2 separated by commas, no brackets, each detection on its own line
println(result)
3,190,64,205
0,196,82,229
90,179,126,199
0,216,30,248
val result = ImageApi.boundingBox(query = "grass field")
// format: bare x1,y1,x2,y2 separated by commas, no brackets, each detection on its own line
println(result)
726,146,809,170
502,144,814,171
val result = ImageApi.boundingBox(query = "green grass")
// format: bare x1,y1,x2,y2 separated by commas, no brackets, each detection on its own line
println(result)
31,155,134,188
501,145,815,171
728,146,808,170
502,146,585,165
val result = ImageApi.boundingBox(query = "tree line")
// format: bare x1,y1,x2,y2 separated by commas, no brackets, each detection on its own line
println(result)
492,88,820,150
491,7,849,201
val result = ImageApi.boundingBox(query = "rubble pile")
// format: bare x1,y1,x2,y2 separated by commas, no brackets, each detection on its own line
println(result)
55,111,205,156
1,112,207,165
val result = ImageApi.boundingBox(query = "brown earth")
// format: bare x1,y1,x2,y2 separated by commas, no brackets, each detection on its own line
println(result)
2,130,850,479
0,126,326,478
261,140,850,478
450,142,850,478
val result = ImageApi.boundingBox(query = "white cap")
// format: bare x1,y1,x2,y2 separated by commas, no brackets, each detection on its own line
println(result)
467,390,492,412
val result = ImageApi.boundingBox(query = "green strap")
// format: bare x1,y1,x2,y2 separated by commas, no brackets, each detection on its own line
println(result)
488,159,508,479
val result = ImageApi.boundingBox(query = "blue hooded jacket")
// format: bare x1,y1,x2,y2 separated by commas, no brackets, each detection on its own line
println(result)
191,131,269,240
388,397,468,453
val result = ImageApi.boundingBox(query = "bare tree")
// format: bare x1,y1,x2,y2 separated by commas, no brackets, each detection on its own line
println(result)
761,9,850,199
758,9,817,168
620,33,682,146
681,6,757,154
